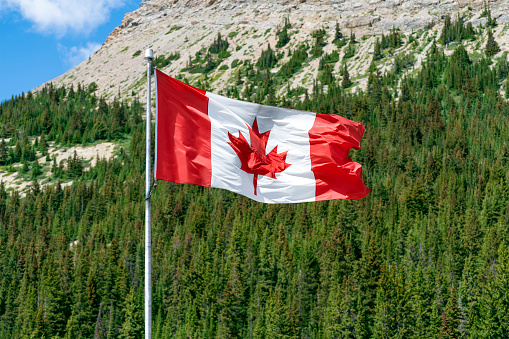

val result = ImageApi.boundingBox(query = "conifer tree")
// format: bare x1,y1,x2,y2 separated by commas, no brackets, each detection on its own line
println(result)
333,22,343,43
439,15,452,44
349,30,356,44
0,139,7,165
30,160,41,180
119,288,142,338
41,262,69,337
276,17,291,48
39,133,48,155
505,75,509,99
439,289,461,338
485,29,500,57
374,39,381,60
2,27,509,338
342,64,352,88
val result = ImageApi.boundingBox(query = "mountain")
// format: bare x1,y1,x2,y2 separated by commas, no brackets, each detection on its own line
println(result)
43,0,509,100
2,0,509,337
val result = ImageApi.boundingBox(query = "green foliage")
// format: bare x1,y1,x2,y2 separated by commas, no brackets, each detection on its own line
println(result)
88,82,98,93
506,77,509,98
2,35,509,339
496,53,509,81
119,288,143,338
311,28,326,57
374,38,382,60
485,28,500,57
343,43,356,59
393,53,416,75
209,32,229,56
438,15,475,45
132,50,141,58
333,22,344,46
0,140,8,165
276,17,291,49
230,58,240,68
165,26,182,35
256,44,278,70
479,0,497,28
277,45,308,80
350,30,357,44
0,83,140,148
184,34,230,74
380,27,403,50
318,51,340,85
66,151,83,179
30,160,42,179
152,52,180,69
319,50,340,69
342,64,352,88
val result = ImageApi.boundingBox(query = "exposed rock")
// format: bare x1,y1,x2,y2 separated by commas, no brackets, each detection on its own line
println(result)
38,0,509,102
498,14,509,24
468,17,488,26
345,16,380,28
374,15,435,31
384,0,402,8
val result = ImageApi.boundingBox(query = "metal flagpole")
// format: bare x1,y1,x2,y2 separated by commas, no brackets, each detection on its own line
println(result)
144,48,154,339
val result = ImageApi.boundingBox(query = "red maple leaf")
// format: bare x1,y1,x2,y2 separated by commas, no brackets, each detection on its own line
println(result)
228,118,291,195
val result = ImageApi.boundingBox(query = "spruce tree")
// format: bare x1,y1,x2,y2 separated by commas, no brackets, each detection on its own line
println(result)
276,17,291,48
349,30,356,44
342,64,352,88
505,76,509,99
374,38,381,60
439,289,461,338
0,139,7,165
333,22,343,43
439,15,452,44
119,289,142,339
30,160,41,180
485,29,500,57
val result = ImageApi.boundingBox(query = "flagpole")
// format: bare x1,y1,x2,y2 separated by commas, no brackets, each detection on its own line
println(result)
144,48,153,339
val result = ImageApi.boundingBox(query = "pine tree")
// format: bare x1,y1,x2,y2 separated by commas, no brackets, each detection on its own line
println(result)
439,15,452,45
374,39,381,60
439,289,461,338
39,133,48,155
30,160,42,179
111,100,126,136
276,17,291,48
505,76,509,99
41,262,70,337
477,244,509,337
0,139,7,165
333,22,343,43
349,30,356,44
485,29,500,57
264,288,288,338
342,64,352,88
119,288,142,338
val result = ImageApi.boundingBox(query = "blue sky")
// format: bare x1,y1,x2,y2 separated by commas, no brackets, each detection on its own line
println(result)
0,0,140,103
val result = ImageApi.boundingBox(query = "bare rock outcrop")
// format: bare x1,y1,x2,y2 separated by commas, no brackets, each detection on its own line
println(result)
40,0,509,101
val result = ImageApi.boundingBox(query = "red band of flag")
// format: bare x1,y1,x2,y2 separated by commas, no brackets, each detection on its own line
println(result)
155,70,369,203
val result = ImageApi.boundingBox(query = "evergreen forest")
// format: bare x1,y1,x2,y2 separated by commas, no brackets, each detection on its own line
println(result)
1,20,509,338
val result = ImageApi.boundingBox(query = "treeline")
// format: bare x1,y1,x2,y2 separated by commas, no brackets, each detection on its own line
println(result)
0,83,143,145
0,27,509,339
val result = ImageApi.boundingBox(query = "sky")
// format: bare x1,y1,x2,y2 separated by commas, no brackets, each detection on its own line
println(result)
0,0,140,103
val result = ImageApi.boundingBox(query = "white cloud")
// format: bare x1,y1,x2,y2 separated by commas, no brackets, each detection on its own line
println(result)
2,0,125,36
58,42,102,67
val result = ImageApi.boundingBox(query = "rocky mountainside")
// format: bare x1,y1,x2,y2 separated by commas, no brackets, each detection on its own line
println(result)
43,0,509,100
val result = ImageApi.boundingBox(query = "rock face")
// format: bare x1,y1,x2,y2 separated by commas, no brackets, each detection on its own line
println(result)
41,0,509,100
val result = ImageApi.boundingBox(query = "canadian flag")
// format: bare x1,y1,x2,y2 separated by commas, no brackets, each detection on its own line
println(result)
155,70,370,203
